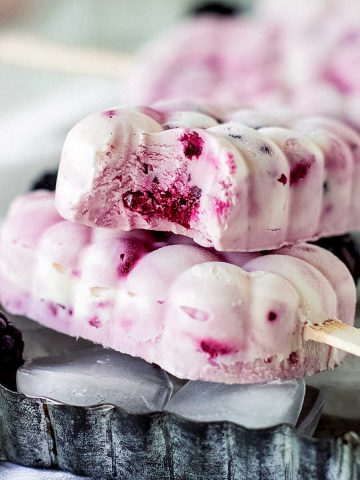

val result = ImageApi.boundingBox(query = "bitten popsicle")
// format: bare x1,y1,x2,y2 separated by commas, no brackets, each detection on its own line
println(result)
56,104,360,251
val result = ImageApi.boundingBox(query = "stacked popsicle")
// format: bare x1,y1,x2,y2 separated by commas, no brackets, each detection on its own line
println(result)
123,0,360,129
0,102,357,383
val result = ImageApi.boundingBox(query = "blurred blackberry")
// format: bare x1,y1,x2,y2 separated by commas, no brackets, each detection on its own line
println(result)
313,234,360,284
152,231,172,241
0,311,24,391
190,2,243,16
31,170,58,191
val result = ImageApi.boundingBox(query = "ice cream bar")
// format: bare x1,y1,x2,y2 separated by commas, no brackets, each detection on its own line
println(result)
56,105,360,251
122,3,360,128
0,191,355,383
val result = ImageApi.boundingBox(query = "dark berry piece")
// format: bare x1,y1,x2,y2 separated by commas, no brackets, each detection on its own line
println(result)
260,144,272,155
0,335,15,351
0,311,24,391
190,2,243,16
268,311,277,322
0,314,8,330
103,109,117,119
229,133,243,140
152,231,172,242
289,352,299,365
122,184,202,229
200,339,235,359
277,174,288,185
31,170,58,191
6,324,23,342
179,131,204,159
290,161,312,185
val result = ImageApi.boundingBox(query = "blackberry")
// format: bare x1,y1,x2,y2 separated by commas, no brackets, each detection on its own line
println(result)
313,234,360,284
31,170,58,191
190,2,242,16
152,231,172,242
0,311,24,390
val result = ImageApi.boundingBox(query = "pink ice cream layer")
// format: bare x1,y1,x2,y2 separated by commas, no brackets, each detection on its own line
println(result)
0,191,355,383
56,103,360,252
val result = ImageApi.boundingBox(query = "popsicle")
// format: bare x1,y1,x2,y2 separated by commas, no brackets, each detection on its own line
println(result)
123,1,360,127
56,105,360,251
0,191,355,383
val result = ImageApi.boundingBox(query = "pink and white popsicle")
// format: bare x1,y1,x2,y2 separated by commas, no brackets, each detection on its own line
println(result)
56,105,360,252
123,2,360,128
0,191,355,383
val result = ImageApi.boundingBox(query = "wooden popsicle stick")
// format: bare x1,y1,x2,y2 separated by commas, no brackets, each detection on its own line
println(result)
304,319,360,357
0,32,133,79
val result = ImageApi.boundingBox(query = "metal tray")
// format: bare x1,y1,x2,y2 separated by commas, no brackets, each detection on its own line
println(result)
0,384,360,480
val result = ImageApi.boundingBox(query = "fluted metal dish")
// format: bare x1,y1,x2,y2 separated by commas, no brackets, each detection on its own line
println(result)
0,385,359,480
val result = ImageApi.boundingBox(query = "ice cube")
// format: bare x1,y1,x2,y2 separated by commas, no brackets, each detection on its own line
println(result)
296,386,324,436
165,379,305,429
7,314,92,359
306,353,360,419
17,347,173,413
